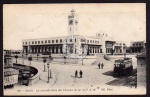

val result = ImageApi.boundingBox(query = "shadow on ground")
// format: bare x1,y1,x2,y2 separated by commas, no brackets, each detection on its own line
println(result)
104,69,137,88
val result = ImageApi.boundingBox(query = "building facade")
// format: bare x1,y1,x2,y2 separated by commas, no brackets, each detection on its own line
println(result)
4,57,19,88
130,41,146,54
22,9,126,55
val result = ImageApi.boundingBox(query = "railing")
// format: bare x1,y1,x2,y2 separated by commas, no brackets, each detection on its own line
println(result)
13,63,40,85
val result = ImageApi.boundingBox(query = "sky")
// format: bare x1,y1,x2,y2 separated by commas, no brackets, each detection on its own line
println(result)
3,3,146,50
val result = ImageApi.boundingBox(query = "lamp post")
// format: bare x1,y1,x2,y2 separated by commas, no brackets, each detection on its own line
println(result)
49,54,52,79
43,58,47,72
82,50,84,65
47,62,50,83
37,54,39,61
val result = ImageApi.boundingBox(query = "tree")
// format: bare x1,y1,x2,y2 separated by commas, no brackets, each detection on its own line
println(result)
25,53,28,58
28,56,32,65
15,55,18,63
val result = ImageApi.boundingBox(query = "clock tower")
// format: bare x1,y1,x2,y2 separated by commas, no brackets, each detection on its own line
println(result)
68,9,79,36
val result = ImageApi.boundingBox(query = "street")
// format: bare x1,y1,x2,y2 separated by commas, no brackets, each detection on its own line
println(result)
4,55,142,95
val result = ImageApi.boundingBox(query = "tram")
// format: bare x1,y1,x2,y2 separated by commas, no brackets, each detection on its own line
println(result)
113,58,133,77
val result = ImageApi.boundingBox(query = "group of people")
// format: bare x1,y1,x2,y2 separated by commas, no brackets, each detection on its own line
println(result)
98,63,104,69
75,70,83,78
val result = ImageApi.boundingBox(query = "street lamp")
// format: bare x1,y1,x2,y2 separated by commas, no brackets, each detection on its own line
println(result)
47,62,50,83
49,54,53,78
43,57,47,72
37,54,39,61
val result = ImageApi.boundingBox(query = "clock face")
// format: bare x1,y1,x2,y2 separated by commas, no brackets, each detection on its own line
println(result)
75,20,78,24
69,20,73,25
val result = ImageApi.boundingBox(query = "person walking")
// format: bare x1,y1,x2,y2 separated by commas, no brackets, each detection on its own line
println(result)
75,70,78,78
79,70,83,78
98,63,100,69
101,63,104,69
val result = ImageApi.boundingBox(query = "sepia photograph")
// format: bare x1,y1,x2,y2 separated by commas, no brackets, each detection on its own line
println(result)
3,3,146,95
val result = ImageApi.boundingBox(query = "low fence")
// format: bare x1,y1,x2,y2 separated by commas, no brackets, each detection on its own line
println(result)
13,63,40,85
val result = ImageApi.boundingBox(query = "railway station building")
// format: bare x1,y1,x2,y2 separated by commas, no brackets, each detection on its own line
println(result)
22,9,126,55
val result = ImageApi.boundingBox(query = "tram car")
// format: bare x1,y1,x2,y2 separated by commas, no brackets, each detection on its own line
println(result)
113,58,133,77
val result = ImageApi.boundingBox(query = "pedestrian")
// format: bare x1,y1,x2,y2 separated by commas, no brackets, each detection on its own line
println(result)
98,63,100,69
101,63,104,69
79,70,83,78
75,70,78,78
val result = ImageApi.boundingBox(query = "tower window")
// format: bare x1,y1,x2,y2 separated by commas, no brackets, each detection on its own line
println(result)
45,40,47,43
38,41,40,44
70,28,71,31
48,40,50,43
56,40,58,43
52,40,54,43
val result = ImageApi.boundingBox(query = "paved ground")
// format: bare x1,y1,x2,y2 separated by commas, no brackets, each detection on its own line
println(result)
4,55,145,95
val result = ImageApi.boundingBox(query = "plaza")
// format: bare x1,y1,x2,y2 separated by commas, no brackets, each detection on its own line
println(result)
4,54,143,95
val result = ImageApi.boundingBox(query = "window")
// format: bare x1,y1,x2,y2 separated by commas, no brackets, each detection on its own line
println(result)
38,41,40,44
23,42,24,45
41,41,43,44
87,40,89,43
45,40,47,43
56,40,58,43
75,38,76,42
26,42,27,44
29,42,30,44
32,41,34,44
60,39,62,43
93,40,94,43
70,39,72,42
48,40,50,43
35,41,37,44
90,40,92,43
52,40,54,43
